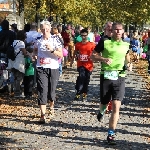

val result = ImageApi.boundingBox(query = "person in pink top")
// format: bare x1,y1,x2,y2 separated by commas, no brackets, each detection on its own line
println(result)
58,48,68,76
94,31,101,45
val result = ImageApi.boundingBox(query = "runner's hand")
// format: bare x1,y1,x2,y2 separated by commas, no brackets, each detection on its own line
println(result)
45,43,53,51
103,58,112,65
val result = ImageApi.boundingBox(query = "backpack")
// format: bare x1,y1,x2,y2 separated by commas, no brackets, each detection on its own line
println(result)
6,41,20,61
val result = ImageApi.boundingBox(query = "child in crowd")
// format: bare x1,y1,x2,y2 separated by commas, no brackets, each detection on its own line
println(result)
24,47,34,99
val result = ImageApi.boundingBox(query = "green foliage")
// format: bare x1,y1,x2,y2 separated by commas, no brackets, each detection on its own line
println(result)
24,0,150,26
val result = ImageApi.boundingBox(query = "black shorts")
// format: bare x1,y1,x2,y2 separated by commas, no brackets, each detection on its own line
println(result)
100,74,125,105
37,68,59,105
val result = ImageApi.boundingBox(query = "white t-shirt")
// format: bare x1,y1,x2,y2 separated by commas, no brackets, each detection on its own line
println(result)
53,33,64,47
8,40,25,73
26,31,42,48
13,40,25,57
88,32,94,42
35,35,62,69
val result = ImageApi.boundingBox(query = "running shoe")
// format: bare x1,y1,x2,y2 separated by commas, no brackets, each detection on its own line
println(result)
97,111,104,122
74,94,80,100
39,115,46,124
107,134,116,145
82,93,87,101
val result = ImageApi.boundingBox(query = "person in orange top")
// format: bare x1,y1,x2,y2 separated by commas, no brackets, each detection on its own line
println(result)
70,29,95,101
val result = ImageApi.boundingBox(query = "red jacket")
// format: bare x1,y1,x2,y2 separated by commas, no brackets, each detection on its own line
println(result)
61,31,70,47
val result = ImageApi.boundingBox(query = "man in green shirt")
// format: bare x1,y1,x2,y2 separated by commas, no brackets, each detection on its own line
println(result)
92,22,132,145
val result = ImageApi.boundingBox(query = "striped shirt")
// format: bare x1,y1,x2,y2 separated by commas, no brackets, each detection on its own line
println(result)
35,34,62,69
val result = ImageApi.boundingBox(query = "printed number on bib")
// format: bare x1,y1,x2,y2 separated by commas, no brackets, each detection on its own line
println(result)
40,58,51,65
104,71,118,80
79,54,88,61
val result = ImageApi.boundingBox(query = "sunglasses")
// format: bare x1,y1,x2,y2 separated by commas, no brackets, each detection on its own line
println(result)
81,35,88,37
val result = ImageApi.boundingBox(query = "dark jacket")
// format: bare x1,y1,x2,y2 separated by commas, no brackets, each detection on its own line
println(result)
0,20,16,54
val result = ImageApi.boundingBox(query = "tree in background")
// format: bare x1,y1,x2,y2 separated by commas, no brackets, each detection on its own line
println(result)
23,0,150,28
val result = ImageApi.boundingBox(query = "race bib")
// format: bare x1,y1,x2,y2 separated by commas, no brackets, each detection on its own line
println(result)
40,58,51,66
104,71,119,80
79,54,88,61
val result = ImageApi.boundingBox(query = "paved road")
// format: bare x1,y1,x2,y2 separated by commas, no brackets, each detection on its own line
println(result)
0,63,150,150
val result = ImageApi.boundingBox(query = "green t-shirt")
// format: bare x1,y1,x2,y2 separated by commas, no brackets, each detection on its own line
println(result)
101,39,129,77
25,57,34,76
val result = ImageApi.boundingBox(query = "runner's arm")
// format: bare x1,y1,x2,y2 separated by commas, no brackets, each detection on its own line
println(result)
91,37,105,62
125,52,131,64
91,50,103,62
52,47,63,58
